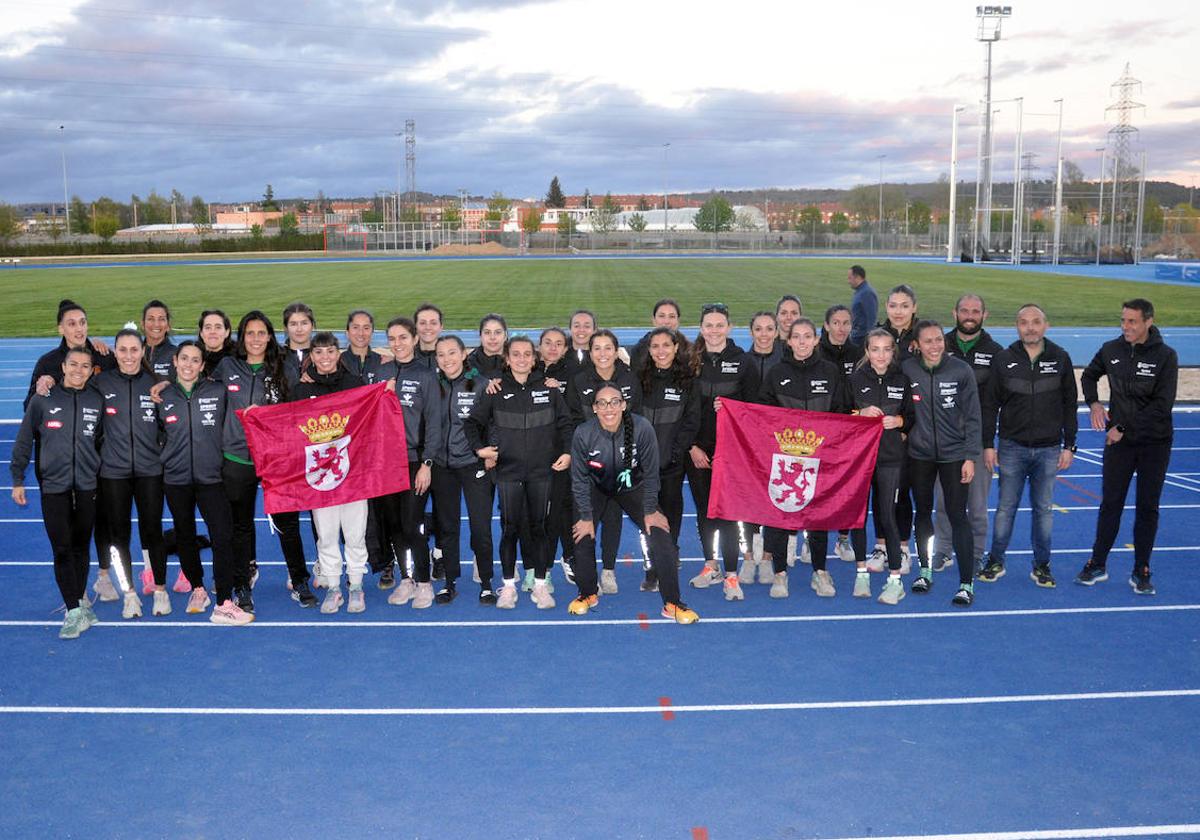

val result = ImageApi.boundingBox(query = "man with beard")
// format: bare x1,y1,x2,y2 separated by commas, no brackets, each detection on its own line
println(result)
931,294,1001,574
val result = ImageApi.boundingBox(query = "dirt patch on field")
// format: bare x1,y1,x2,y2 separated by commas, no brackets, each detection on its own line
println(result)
429,242,514,256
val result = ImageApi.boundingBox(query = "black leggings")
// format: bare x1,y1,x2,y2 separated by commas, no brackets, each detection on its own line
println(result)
658,463,686,545
365,496,395,574
547,468,574,564
42,489,97,609
164,482,237,603
221,458,308,588
1091,440,1172,572
497,478,551,581
851,463,905,572
431,463,496,587
382,462,431,582
573,485,683,607
910,458,973,586
765,528,829,573
100,475,167,588
874,466,913,543
685,460,740,572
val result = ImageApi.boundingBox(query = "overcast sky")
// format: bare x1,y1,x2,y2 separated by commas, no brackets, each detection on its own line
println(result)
2,0,1197,204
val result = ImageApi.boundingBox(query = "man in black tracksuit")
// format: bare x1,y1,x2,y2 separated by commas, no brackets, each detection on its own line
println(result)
979,304,1078,586
1077,299,1178,594
933,294,1002,572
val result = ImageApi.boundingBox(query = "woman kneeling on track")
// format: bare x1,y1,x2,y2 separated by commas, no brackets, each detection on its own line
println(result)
463,335,573,610
11,349,104,639
568,385,697,624
95,329,169,620
157,341,250,625
850,329,914,605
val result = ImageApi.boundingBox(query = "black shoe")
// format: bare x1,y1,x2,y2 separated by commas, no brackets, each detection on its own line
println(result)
196,532,212,550
432,557,445,581
435,583,457,605
1030,564,1056,588
478,588,497,606
911,571,932,594
1129,567,1155,595
978,558,1006,583
248,560,259,589
952,586,974,607
561,559,575,585
291,580,318,608
235,586,255,614
378,563,396,590
640,570,659,592
1074,559,1108,586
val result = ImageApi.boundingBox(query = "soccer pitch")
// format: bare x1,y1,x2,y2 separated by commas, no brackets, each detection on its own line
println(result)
3,256,1199,336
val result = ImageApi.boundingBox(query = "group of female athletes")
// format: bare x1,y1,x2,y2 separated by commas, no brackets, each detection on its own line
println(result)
14,284,985,640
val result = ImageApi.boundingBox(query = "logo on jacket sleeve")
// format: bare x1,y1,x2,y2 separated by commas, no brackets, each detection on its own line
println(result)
769,427,824,512
300,412,352,491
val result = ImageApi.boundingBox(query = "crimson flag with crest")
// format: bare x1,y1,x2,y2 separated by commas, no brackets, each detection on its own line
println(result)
239,382,409,514
709,399,881,531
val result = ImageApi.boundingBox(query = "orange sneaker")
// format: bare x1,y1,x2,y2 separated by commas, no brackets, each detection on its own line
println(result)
567,594,599,615
660,602,699,624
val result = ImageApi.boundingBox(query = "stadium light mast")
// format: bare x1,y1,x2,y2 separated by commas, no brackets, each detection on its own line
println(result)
1095,146,1106,266
976,4,1011,256
948,105,965,262
662,142,670,246
877,154,886,247
59,125,70,237
1052,98,1064,265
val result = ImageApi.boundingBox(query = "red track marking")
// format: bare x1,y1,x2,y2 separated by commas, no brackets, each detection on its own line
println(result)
637,612,650,630
623,552,633,567
691,828,709,840
1070,494,1091,505
658,696,675,721
1056,476,1102,501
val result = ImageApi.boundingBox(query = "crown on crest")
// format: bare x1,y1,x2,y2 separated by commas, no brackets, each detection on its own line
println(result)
299,412,349,444
774,427,824,457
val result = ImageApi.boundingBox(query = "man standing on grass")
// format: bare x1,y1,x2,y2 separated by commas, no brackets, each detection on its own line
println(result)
931,293,1001,575
847,265,877,347
1076,299,1178,595
978,303,1077,587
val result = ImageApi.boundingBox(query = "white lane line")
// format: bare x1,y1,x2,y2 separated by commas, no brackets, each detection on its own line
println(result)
814,823,1200,840
1,688,1198,717
3,546,1200,567
3,604,1198,629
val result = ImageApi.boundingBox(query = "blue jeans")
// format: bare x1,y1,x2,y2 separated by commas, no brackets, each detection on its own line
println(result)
989,439,1060,568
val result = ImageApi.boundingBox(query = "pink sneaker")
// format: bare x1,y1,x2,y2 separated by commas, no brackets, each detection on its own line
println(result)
186,587,212,614
210,599,254,626
172,570,192,593
140,567,155,595
387,577,417,606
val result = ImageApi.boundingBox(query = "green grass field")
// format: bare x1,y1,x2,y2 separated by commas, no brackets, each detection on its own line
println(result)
3,257,1199,336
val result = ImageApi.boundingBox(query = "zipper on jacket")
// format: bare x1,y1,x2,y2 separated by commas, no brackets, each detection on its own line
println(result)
70,390,78,489
927,366,939,459
128,377,137,477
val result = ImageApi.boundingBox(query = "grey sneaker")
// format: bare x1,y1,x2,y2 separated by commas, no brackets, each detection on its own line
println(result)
810,570,836,597
387,577,417,606
865,547,888,573
600,569,618,595
852,572,871,598
347,584,366,613
877,576,906,605
899,546,912,574
93,571,119,602
689,563,722,588
122,591,143,619
757,558,775,584
723,575,745,601
496,584,518,609
769,571,789,599
799,537,812,565
531,580,556,610
834,536,855,562
152,590,172,616
60,606,88,639
786,534,798,567
321,587,344,614
79,597,99,629
412,581,435,609
931,552,954,572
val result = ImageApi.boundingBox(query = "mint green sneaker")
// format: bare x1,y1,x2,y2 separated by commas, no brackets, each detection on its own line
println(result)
522,568,535,592
79,598,99,630
59,607,88,639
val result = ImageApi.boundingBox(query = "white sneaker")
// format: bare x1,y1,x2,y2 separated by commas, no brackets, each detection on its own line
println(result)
757,558,775,585
561,557,576,586
834,536,855,563
852,572,871,598
799,537,812,565
689,563,722,588
770,571,789,599
751,531,764,561
347,585,366,613
412,581,434,609
865,547,888,573
531,580,556,610
600,569,618,595
899,546,912,575
723,575,745,601
321,587,344,614
810,570,836,597
471,559,481,584
93,571,120,602
786,534,798,567
387,577,417,606
122,591,143,619
496,584,518,609
186,587,211,614
878,575,906,605
152,590,172,616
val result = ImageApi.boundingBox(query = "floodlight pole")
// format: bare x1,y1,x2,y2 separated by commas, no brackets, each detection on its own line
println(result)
1052,99,1064,265
59,125,70,237
1135,150,1146,263
948,106,963,262
1011,97,1023,265
976,7,1010,254
1096,147,1106,265
662,142,670,248
877,155,886,247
